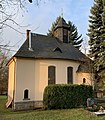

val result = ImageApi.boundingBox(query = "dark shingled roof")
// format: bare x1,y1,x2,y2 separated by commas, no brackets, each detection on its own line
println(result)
54,17,69,30
14,33,89,62
77,61,93,73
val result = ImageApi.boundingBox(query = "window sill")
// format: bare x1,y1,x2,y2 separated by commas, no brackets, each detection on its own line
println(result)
23,98,30,100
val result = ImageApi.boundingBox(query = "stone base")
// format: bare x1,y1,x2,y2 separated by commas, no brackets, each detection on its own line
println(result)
34,101,43,108
14,101,43,111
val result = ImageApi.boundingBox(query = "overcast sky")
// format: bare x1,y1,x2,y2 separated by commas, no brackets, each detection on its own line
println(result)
1,0,94,55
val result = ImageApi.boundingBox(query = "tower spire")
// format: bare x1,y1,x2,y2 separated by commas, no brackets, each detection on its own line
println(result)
61,8,63,18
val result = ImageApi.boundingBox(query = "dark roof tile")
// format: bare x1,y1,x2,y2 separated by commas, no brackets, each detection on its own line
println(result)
14,33,88,62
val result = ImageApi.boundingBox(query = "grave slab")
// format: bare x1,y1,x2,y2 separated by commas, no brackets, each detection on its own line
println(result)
94,110,105,116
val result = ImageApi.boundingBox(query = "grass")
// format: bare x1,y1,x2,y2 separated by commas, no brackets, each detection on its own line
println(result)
0,96,105,120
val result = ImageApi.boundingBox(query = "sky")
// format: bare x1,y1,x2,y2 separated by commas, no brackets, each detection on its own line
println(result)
1,0,94,55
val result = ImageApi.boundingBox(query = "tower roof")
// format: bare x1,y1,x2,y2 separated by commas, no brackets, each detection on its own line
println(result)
54,17,69,31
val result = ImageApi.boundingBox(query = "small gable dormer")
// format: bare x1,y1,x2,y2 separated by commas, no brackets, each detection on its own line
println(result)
53,47,62,53
53,17,70,43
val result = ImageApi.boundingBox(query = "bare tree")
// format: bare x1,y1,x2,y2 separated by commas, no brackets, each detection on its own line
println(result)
0,48,9,95
0,0,49,94
0,0,45,33
80,37,89,55
0,0,28,33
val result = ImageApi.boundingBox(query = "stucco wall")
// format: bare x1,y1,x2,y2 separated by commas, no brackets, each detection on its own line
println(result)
77,72,93,86
14,58,93,103
15,58,35,102
34,59,80,101
14,58,80,102
8,59,15,100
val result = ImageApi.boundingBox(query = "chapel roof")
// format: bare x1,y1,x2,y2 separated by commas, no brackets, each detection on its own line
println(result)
77,60,93,73
14,33,89,62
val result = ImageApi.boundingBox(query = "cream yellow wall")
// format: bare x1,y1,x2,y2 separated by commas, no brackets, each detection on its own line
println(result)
77,72,93,86
34,59,80,101
15,58,35,102
34,61,48,101
8,59,15,100
14,58,93,102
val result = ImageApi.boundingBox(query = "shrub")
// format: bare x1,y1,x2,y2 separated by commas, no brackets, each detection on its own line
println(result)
43,84,94,109
87,104,100,112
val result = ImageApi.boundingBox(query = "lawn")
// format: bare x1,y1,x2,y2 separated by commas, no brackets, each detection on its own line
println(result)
0,96,105,120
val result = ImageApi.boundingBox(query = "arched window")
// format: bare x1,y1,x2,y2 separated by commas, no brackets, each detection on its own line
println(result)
24,89,29,99
83,78,86,84
48,66,56,85
67,67,73,84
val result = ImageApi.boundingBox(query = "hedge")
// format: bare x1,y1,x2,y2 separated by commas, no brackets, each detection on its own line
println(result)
43,84,94,109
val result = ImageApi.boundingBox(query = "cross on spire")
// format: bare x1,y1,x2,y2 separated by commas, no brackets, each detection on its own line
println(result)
61,8,63,18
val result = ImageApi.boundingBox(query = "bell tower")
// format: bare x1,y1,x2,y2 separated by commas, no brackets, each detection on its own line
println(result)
53,17,70,43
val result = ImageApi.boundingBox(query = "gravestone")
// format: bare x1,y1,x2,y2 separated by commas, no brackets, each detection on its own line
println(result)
87,98,96,107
